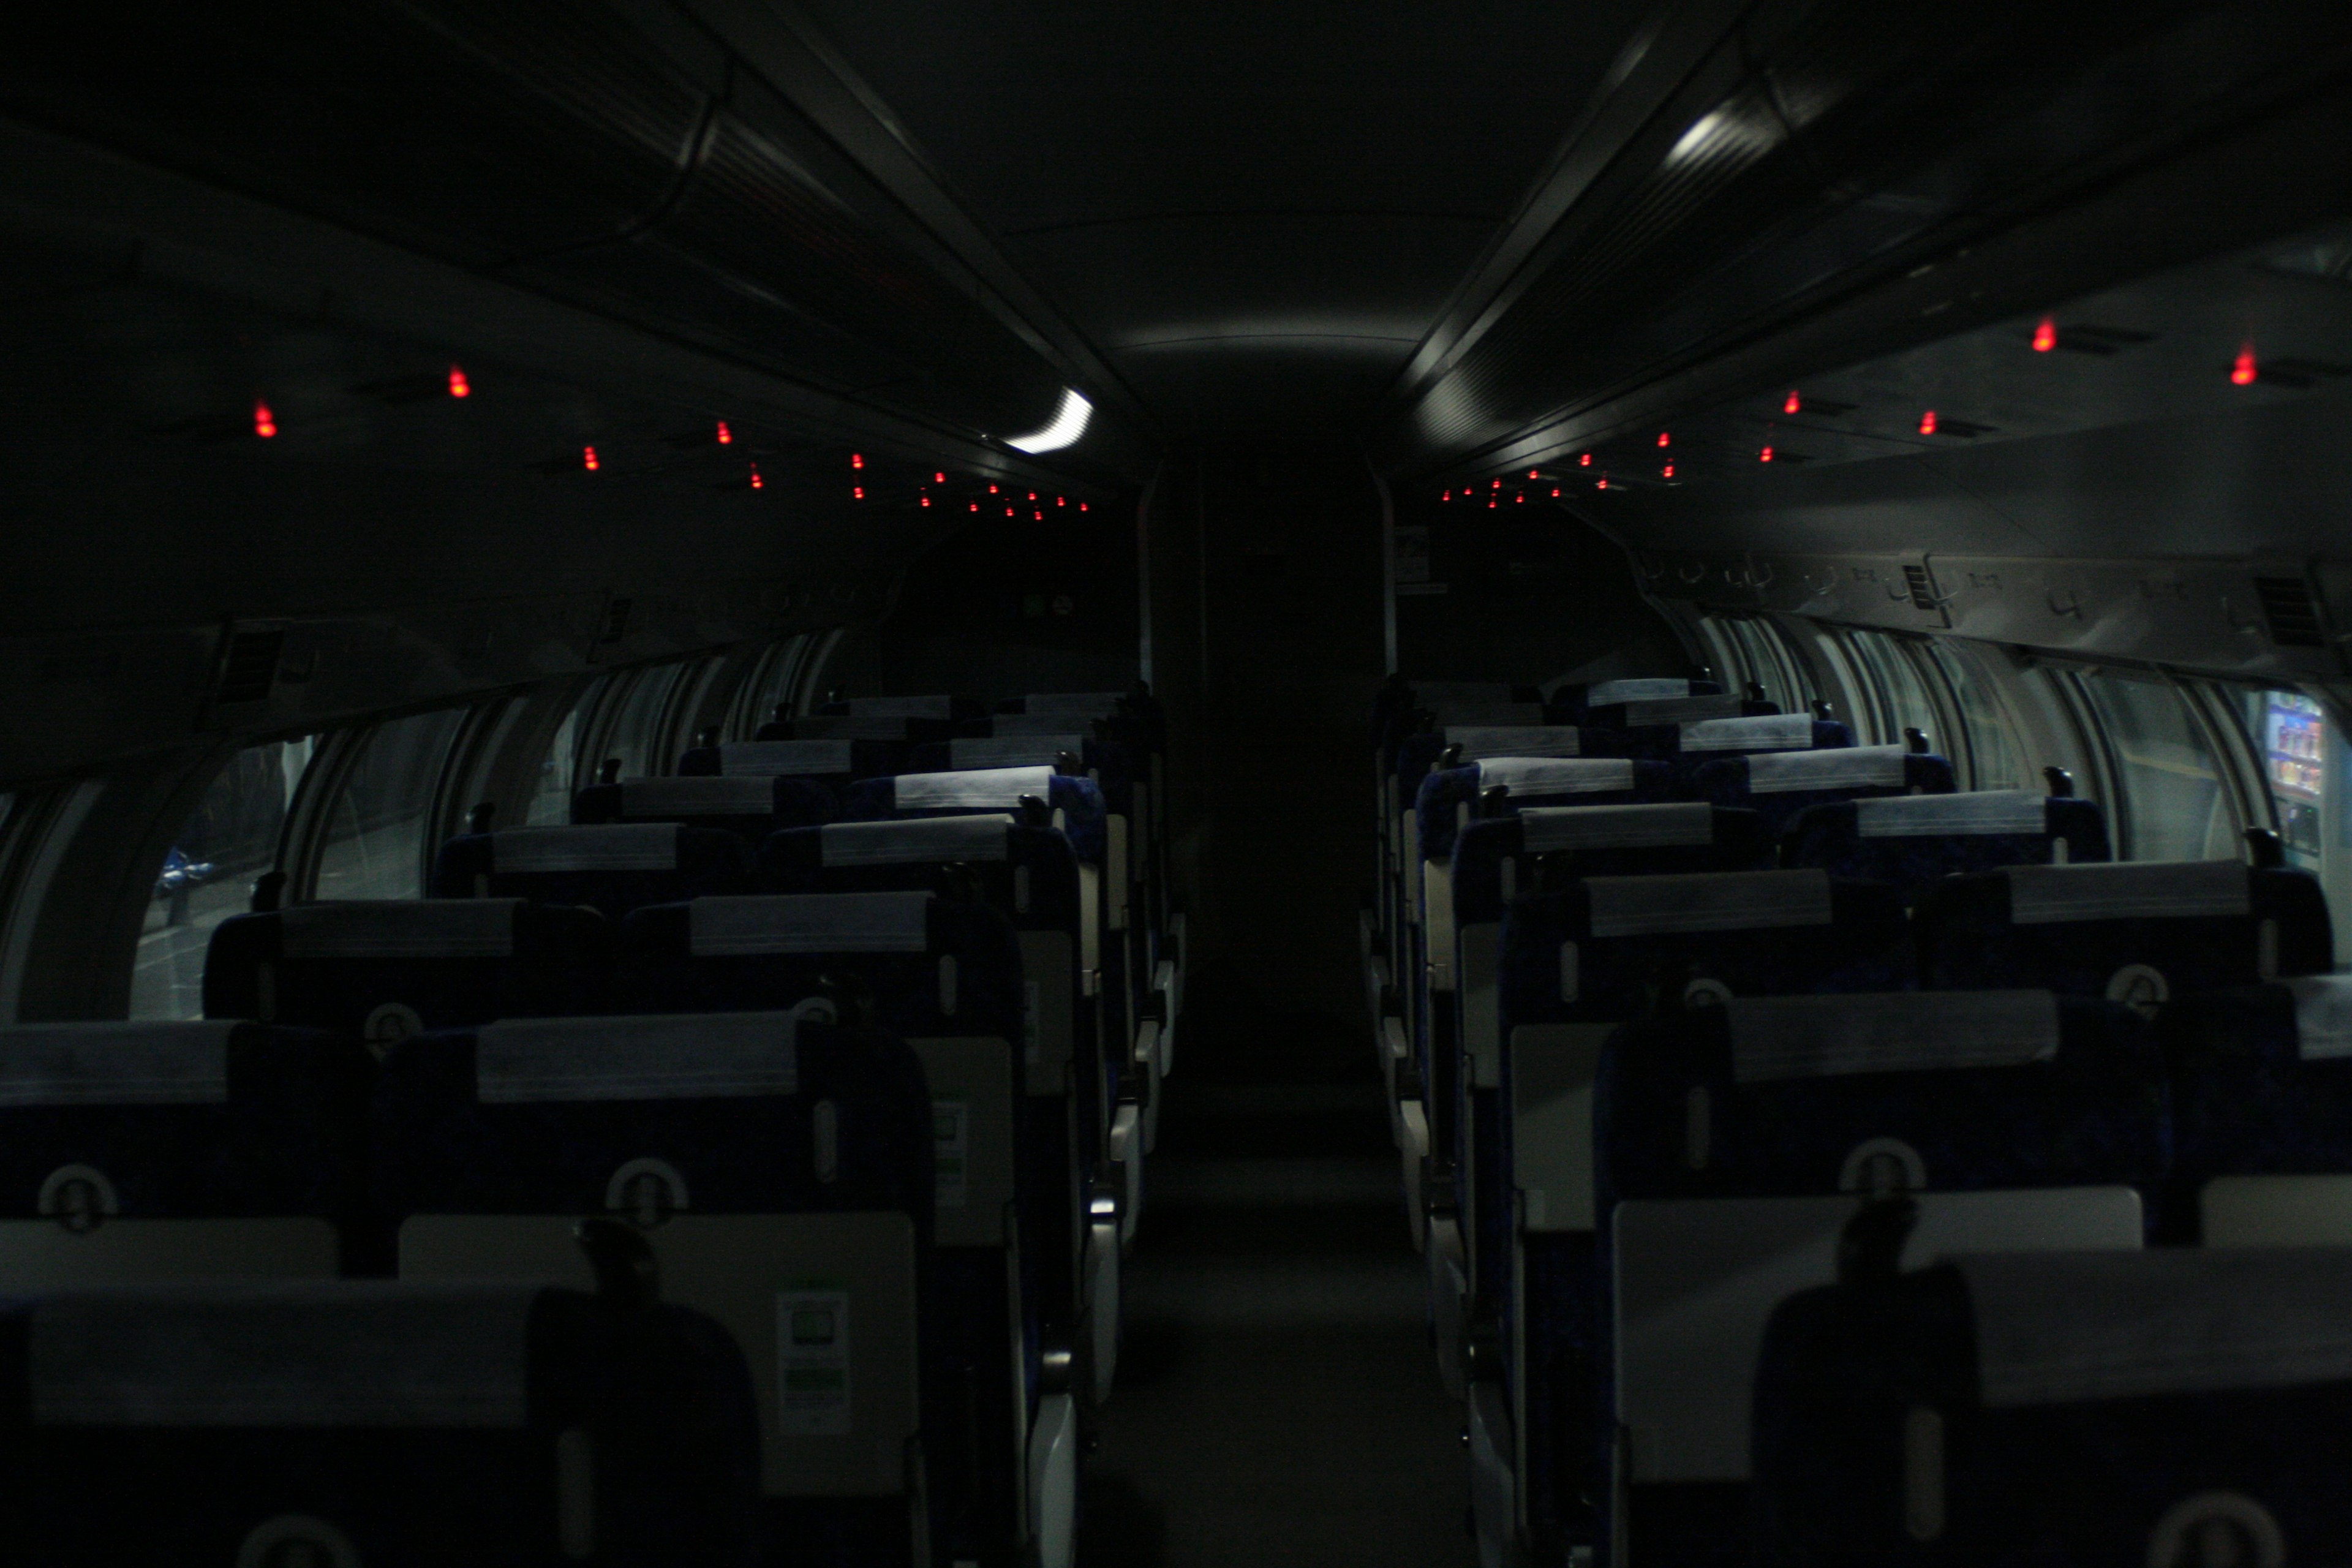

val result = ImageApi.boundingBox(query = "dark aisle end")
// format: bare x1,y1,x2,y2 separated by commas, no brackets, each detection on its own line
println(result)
1076,976,1471,1567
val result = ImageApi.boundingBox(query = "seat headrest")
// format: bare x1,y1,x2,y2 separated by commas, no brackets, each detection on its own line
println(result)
2003,859,2249,924
819,815,1014,867
687,891,932,956
0,1021,241,1106
717,739,854,776
1725,990,2059,1082
278,900,521,959
1853,790,2045,837
948,736,1082,771
1447,725,1580,760
618,776,775,817
1744,745,1906,793
1585,869,1833,938
1679,713,1814,753
1476,757,1635,796
894,766,1057,810
491,824,679,873
1519,801,1713,854
473,1011,805,1102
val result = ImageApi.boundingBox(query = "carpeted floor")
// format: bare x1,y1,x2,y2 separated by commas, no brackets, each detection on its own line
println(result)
1075,976,1471,1566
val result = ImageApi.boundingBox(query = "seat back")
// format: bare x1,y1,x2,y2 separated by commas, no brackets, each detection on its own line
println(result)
374,1011,940,1523
1690,744,1957,838
676,737,901,784
1917,859,2333,1014
0,1021,363,1281
429,823,749,922
204,900,612,1039
1545,677,1721,725
571,774,837,841
1754,1248,2352,1568
0,1279,761,1564
1784,788,2110,897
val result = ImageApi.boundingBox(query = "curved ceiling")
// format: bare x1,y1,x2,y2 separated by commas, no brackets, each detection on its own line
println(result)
791,0,1656,441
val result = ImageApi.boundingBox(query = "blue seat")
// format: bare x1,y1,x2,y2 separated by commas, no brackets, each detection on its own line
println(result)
373,1009,957,1567
573,774,839,842
1917,858,2333,1014
909,734,1090,774
1575,993,2164,1568
204,900,612,1040
1784,786,2111,899
845,766,1108,868
0,1276,761,1566
1544,677,1722,725
1754,1246,2352,1568
1689,742,1957,839
430,823,750,923
619,889,1077,1561
1483,870,1913,1564
677,737,902,785
2160,974,2352,1243
0,1020,364,1279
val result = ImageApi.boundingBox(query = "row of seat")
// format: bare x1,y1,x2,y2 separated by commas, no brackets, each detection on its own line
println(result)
1365,673,2352,1568
0,690,1178,1567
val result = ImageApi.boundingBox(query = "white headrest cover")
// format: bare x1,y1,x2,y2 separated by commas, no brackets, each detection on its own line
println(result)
718,740,854,777
1520,802,1713,854
1624,693,1743,726
846,696,951,718
1679,714,1815,753
32,1282,540,1427
688,891,932,956
790,716,907,740
1853,791,2046,838
894,766,1055,810
1477,757,1635,796
491,824,679,873
1583,677,1692,706
1024,692,1122,717
1961,1248,2352,1408
2004,860,2249,924
476,1012,801,1102
619,776,774,816
0,1021,239,1106
949,736,1082,771
279,900,519,959
1447,726,1580,760
820,815,1014,868
2283,974,2352,1061
1744,745,1906,794
1726,990,2059,1083
1585,869,1833,938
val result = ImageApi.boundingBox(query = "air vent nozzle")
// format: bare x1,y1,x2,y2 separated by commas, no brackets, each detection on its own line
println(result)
2252,577,2326,649
1902,565,1939,612
214,628,285,705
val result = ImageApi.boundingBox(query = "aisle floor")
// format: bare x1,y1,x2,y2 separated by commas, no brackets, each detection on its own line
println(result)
1077,992,1470,1566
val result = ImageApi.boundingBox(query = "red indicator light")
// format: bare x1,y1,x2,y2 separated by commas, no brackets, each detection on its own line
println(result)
988,484,998,494
1663,464,1675,479
1759,446,1774,463
1550,488,1560,497
1491,478,1501,489
853,486,864,500
1027,492,1037,501
447,366,470,399
921,495,930,507
2032,319,2057,353
1488,499,1497,509
1035,510,1044,520
715,421,732,445
1514,493,1525,504
1442,490,1451,501
1918,410,1938,435
1528,470,1540,479
1579,453,1593,467
750,464,763,490
1783,391,1801,415
970,502,979,512
1079,502,1089,512
253,401,277,439
1005,507,1014,517
2232,344,2259,385
1596,478,1609,491
582,445,599,471
1056,496,1065,507
851,453,864,469
933,472,946,483
1656,432,1670,448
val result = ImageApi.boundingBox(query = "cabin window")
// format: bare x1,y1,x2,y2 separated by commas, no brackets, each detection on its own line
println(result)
585,661,692,781
311,709,468,902
524,678,607,826
1693,613,1814,713
2241,690,2328,867
131,737,320,1020
2068,669,2242,861
728,630,826,737
1915,639,2027,791
1835,629,1942,752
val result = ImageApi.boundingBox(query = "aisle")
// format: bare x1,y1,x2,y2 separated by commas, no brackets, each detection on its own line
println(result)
1077,982,1470,1566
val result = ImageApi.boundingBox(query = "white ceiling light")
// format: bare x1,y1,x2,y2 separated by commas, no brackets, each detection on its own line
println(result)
1004,388,1093,454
